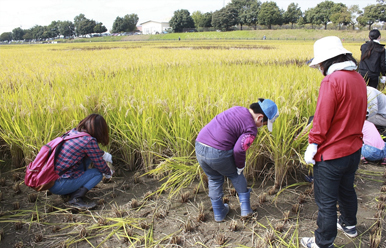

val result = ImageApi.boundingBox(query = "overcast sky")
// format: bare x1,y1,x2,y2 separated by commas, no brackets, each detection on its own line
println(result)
0,0,373,34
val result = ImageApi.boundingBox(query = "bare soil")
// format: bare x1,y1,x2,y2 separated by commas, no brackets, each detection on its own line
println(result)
0,161,385,248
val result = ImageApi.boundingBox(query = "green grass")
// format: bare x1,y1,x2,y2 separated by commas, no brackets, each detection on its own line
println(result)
147,29,372,42
40,29,378,44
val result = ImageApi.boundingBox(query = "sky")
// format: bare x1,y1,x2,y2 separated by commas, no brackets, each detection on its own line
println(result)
0,0,373,34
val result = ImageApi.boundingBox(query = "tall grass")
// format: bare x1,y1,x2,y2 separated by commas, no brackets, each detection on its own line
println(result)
0,40,363,190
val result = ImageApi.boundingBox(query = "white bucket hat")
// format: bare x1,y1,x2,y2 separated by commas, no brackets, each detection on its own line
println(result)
309,36,352,68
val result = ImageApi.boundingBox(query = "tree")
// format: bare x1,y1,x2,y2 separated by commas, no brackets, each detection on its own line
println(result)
22,31,33,41
257,1,283,29
191,11,204,28
297,16,305,27
304,8,317,28
29,25,47,40
201,12,213,27
192,11,213,29
283,3,302,28
212,5,239,31
47,21,60,38
347,5,362,30
74,14,97,36
313,1,336,30
239,1,261,29
79,19,96,35
59,21,75,37
74,14,87,36
124,14,139,32
330,4,351,30
0,32,12,41
112,14,139,33
228,0,261,30
12,27,25,40
357,4,386,30
94,22,107,33
112,17,125,33
169,9,195,32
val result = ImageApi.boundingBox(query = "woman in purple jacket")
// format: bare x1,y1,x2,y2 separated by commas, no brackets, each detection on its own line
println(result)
195,99,279,222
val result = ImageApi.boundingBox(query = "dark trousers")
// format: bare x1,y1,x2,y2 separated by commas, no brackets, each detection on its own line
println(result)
313,149,360,248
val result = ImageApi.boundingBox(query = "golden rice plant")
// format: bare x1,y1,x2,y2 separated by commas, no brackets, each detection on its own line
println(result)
0,40,362,198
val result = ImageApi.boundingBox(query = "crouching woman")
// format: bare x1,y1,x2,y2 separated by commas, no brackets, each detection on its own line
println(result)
49,114,113,210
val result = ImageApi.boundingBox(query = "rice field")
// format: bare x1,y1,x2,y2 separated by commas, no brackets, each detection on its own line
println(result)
1,40,384,247
0,40,363,184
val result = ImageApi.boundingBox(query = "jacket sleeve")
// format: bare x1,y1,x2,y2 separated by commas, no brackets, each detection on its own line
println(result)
84,139,111,175
381,49,386,76
367,89,379,118
309,78,337,145
233,133,256,168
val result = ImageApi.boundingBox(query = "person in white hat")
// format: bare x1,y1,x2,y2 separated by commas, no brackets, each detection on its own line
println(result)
301,36,367,248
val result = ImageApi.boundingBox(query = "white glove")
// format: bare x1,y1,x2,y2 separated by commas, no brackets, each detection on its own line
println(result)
304,143,318,165
381,76,386,84
103,168,114,179
103,152,113,164
237,162,246,175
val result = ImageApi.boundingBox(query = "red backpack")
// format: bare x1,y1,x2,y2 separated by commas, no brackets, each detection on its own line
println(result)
25,132,90,191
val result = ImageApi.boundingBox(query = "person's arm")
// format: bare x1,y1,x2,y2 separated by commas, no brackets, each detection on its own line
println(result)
367,88,379,118
233,133,256,169
309,79,337,145
84,139,111,175
381,49,386,76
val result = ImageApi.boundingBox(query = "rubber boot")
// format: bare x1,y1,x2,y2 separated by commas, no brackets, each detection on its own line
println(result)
238,188,252,217
211,197,229,222
66,187,97,210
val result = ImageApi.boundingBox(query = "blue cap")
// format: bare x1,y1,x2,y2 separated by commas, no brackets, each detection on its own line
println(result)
258,99,279,132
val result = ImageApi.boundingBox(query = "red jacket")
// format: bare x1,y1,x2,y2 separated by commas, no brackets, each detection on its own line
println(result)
309,70,367,161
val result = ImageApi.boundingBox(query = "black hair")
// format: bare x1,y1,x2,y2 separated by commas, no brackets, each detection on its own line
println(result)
369,29,381,40
361,29,384,61
250,98,268,122
320,54,357,76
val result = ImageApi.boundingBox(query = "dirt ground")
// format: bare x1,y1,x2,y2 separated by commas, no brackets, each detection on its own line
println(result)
0,161,385,248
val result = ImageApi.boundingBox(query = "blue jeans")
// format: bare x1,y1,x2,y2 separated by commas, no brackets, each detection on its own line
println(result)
195,141,247,200
49,168,103,195
361,143,386,161
313,149,360,248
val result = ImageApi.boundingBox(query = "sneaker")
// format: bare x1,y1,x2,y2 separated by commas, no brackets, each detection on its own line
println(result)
361,157,368,164
337,219,358,238
301,237,333,248
381,158,386,165
301,237,319,248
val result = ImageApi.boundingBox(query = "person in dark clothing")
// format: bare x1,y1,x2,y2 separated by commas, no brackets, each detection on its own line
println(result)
358,29,386,89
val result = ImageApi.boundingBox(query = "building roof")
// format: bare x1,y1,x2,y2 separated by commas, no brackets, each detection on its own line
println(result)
140,20,170,25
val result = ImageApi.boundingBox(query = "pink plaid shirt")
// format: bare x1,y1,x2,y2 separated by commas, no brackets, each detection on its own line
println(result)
55,129,111,179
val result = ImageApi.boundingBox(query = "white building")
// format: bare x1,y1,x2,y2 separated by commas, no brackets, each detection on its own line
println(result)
140,21,170,34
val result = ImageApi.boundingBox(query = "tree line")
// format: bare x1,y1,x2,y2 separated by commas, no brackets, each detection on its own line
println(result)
1,0,385,41
0,13,139,41
172,0,386,32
